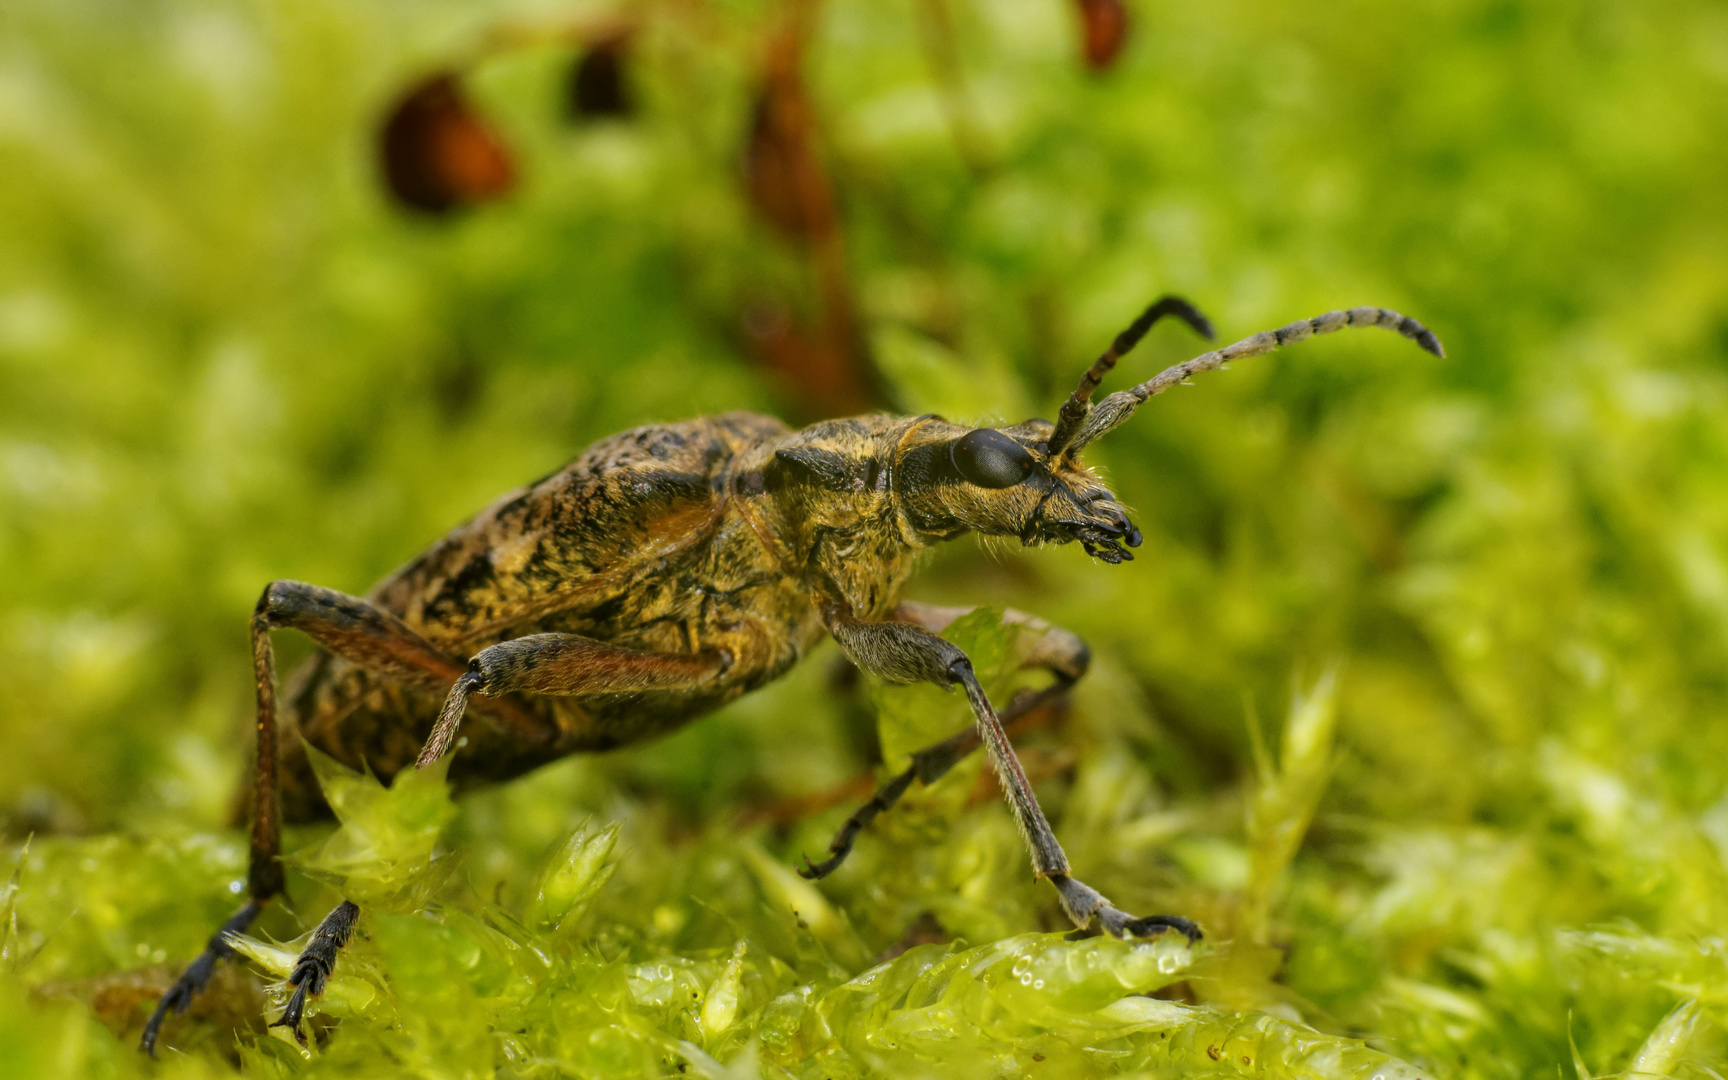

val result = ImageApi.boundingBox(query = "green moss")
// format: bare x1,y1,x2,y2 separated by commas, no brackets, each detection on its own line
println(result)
5,0,1728,1075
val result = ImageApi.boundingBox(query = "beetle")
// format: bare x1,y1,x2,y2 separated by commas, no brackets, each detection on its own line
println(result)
140,297,1442,1053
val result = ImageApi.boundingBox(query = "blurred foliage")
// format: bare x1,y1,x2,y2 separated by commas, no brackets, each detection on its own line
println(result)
3,0,1728,1076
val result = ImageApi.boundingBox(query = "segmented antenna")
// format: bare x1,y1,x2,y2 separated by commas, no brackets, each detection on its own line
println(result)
1062,306,1445,455
1045,295,1215,457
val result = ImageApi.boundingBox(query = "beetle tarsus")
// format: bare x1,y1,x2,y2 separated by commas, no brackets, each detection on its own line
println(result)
797,765,917,880
801,677,1076,879
1053,873,1202,943
1123,913,1203,942
271,983,313,1045
140,900,264,1056
268,900,360,1044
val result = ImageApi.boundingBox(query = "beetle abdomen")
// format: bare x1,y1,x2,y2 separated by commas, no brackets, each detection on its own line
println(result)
271,412,815,821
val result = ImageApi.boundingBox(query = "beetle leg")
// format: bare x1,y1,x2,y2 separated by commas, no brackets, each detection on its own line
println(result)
252,580,554,746
142,582,308,1054
800,602,1089,879
895,601,1091,684
418,633,730,767
139,900,265,1055
823,613,1200,943
799,680,1068,879
269,900,360,1045
226,635,728,1046
143,580,548,1055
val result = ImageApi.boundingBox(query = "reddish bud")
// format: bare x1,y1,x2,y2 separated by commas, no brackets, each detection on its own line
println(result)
1076,0,1130,72
379,72,515,214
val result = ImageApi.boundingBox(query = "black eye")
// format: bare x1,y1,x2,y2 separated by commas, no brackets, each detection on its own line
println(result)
951,429,1034,489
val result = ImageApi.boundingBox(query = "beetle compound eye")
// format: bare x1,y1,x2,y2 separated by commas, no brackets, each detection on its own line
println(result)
951,429,1034,489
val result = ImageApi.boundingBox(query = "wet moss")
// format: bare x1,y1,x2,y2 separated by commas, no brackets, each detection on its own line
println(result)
4,0,1728,1076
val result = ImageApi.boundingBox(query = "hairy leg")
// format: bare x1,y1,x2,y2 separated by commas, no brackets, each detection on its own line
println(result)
144,581,543,1054
799,681,1069,880
267,630,727,1042
416,632,730,766
270,901,360,1045
823,609,1199,942
799,602,1087,879
894,600,1090,683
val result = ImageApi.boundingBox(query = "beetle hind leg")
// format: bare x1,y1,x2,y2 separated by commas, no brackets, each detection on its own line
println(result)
142,580,505,1055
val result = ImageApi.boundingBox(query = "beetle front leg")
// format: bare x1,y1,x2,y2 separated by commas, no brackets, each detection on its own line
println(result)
798,680,1070,879
139,901,267,1054
825,613,1200,943
895,601,1091,684
800,602,1088,879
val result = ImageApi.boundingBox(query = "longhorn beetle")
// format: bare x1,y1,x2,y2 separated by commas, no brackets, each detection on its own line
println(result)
141,298,1443,1053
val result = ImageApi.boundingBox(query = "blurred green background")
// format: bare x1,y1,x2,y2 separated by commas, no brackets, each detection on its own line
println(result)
4,0,1728,1076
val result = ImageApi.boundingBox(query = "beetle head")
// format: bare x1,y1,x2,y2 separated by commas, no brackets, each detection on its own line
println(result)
891,416,1144,563
891,297,1445,564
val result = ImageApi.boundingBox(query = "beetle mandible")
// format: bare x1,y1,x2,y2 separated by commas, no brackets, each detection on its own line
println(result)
141,297,1443,1053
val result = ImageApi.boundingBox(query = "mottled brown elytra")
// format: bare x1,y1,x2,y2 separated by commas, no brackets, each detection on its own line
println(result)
141,297,1443,1054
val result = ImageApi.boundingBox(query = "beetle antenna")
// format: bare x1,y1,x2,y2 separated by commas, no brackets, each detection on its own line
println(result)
1062,306,1444,455
1046,295,1215,457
